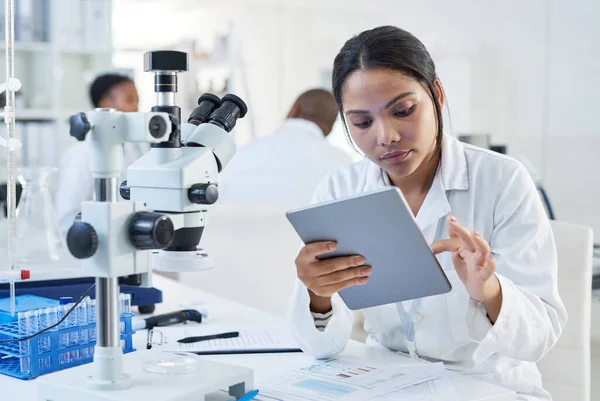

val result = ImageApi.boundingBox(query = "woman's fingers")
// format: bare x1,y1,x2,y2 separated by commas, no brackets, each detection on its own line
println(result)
473,230,491,267
318,255,366,276
319,276,369,297
299,241,337,260
431,238,460,254
317,265,372,286
480,252,497,279
452,251,467,279
447,215,476,252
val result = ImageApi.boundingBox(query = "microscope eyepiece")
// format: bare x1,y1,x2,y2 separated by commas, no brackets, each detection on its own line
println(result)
208,94,248,133
188,93,222,126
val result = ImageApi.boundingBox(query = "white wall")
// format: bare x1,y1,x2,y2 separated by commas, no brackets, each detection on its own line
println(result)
543,0,600,236
113,0,600,234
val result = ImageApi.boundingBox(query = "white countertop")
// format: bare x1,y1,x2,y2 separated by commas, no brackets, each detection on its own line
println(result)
0,274,516,401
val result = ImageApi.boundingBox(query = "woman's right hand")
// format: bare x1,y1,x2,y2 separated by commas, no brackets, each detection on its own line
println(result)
296,239,457,313
295,241,371,312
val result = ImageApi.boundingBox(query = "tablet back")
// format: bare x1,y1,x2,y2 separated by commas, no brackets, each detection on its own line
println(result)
286,186,451,310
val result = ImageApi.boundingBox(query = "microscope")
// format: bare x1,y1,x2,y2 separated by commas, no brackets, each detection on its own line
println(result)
36,51,254,400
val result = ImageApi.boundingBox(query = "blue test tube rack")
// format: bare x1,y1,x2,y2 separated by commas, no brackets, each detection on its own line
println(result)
0,294,136,380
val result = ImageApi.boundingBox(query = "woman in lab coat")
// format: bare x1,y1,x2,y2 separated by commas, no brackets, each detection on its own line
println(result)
55,74,148,236
288,26,567,401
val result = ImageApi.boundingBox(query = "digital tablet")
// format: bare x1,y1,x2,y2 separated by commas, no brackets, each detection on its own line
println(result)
285,186,451,310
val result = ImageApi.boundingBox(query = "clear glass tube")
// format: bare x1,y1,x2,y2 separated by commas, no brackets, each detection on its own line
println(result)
4,0,17,317
46,306,58,330
28,310,38,336
17,311,29,355
79,299,89,346
57,305,69,348
17,311,26,334
68,302,79,346
124,293,131,313
88,298,96,342
38,308,51,352
22,310,33,355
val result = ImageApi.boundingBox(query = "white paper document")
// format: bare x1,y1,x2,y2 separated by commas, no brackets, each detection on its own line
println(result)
155,323,301,354
253,356,454,401
368,363,458,401
370,378,457,401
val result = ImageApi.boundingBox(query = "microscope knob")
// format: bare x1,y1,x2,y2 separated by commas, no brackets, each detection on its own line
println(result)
66,222,98,259
188,183,219,205
69,112,91,141
120,180,130,200
130,212,175,250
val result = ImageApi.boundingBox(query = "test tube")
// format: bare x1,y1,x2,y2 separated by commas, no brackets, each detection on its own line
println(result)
78,300,87,325
20,357,30,375
118,294,123,333
37,308,48,352
118,293,124,315
37,308,46,331
28,310,38,336
88,299,96,342
123,293,131,314
57,305,69,348
44,307,57,352
88,298,96,324
59,350,70,365
40,355,51,371
79,299,89,345
66,303,77,327
67,303,79,346
57,305,67,329
80,346,90,360
17,311,26,335
21,310,34,356
70,349,79,363
18,312,29,355
46,307,58,329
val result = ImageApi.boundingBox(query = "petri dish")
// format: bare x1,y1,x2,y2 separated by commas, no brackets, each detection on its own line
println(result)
142,352,202,375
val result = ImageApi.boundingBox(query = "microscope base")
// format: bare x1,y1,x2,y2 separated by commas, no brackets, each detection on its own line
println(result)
36,350,254,401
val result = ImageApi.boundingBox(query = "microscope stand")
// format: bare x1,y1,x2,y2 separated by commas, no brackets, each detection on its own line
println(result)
36,350,254,401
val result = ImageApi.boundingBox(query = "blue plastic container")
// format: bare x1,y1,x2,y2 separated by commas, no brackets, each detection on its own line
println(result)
0,295,136,380
0,336,134,380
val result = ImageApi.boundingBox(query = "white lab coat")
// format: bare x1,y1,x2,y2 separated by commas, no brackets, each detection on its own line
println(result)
54,141,148,236
218,118,353,206
287,134,567,401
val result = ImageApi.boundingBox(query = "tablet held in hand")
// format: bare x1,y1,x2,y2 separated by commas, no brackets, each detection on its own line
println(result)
286,187,451,310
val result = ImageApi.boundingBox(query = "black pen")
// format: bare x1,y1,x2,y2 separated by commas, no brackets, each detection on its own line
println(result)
177,331,239,344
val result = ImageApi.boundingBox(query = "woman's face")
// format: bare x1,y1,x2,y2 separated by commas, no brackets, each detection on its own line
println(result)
341,68,443,182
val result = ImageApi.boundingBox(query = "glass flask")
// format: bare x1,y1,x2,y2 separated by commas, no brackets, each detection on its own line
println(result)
14,167,63,264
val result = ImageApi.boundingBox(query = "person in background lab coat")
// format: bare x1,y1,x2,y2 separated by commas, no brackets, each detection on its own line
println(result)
55,74,148,236
217,89,352,206
288,26,567,401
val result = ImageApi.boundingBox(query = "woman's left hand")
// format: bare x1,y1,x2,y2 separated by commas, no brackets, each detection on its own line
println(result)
445,215,503,322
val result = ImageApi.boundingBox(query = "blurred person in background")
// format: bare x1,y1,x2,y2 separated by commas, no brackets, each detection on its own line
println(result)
218,89,353,206
55,73,148,236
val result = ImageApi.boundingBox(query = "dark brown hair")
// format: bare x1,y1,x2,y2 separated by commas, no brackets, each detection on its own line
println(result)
332,26,444,156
